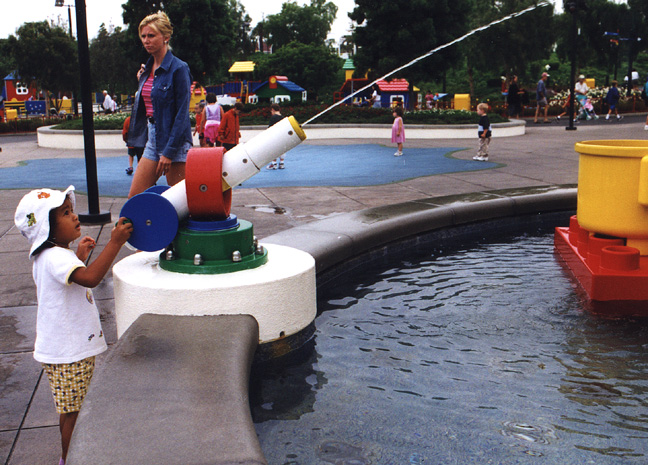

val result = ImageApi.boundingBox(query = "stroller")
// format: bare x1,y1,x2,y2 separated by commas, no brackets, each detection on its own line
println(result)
576,97,598,121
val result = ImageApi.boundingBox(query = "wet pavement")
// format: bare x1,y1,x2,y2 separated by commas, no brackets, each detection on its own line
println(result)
1,114,647,464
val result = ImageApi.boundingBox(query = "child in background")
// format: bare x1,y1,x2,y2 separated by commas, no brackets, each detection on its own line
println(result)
122,116,144,175
643,74,648,130
555,91,572,121
201,93,225,147
266,104,285,169
218,102,243,151
605,80,622,121
193,101,206,147
391,106,405,157
14,186,132,465
474,103,492,162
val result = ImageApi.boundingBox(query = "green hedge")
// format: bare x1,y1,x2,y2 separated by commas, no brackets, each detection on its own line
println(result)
0,118,60,134
236,104,507,125
5,104,507,132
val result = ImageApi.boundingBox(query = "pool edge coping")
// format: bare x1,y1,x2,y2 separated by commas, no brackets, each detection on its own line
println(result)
262,185,577,278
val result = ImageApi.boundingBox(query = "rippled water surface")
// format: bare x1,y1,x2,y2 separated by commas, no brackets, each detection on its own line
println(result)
252,231,648,464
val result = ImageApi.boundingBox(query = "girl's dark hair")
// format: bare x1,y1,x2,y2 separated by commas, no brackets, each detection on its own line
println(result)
206,92,217,104
393,106,403,117
32,209,57,256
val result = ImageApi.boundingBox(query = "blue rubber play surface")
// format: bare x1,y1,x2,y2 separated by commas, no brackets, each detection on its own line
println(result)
1,144,494,197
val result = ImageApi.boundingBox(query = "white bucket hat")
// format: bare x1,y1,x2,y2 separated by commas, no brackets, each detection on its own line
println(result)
14,186,75,258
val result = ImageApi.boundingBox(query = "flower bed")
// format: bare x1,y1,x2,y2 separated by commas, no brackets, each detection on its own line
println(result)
46,103,507,131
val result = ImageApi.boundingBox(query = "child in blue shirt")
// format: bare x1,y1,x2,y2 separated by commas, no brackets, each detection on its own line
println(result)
605,80,622,121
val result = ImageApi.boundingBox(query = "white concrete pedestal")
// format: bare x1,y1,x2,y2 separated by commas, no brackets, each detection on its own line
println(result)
113,244,316,343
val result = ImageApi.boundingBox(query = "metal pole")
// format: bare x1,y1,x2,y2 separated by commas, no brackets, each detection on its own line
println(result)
67,6,72,37
74,0,111,224
626,35,635,97
67,5,79,116
566,7,577,131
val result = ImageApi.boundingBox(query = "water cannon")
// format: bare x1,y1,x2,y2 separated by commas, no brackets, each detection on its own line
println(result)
113,115,316,345
120,116,306,255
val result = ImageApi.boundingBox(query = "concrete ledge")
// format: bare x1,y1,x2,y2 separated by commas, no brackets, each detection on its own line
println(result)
263,186,576,276
36,120,526,148
67,314,267,465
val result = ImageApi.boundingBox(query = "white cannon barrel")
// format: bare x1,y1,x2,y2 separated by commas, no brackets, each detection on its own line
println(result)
120,116,307,251
161,181,189,220
222,116,306,189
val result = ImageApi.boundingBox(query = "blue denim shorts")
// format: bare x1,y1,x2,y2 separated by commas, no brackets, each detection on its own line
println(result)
142,121,191,163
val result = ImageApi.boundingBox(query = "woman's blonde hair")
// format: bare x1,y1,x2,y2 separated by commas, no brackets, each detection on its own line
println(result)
139,11,173,40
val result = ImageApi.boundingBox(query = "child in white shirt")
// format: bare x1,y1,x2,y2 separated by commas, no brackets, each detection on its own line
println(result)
15,186,132,465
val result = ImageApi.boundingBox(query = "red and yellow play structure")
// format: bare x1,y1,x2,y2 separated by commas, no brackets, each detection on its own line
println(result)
555,140,648,317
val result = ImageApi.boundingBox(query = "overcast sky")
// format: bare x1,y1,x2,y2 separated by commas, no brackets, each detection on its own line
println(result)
2,1,627,44
0,0,356,42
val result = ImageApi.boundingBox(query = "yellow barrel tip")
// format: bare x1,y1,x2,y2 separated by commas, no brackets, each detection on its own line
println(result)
287,116,307,141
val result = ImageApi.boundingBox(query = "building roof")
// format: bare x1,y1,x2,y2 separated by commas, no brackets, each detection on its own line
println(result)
253,79,305,93
228,61,255,73
377,79,410,92
277,80,305,92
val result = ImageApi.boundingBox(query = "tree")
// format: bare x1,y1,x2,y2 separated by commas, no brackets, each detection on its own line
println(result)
90,25,139,95
229,0,255,58
259,0,338,50
7,21,79,110
0,39,17,83
462,0,555,95
554,0,646,87
349,0,472,84
121,0,252,83
253,41,343,99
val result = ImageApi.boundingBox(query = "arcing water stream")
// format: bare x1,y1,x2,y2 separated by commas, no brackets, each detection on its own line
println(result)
302,1,552,126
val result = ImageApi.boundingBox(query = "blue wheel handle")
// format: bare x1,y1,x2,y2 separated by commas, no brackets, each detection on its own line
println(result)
120,192,178,252
115,218,133,226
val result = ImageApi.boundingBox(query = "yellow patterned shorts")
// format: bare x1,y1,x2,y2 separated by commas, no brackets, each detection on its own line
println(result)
42,356,96,414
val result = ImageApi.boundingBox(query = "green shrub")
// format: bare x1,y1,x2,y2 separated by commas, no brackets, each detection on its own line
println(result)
0,118,60,134
41,104,507,130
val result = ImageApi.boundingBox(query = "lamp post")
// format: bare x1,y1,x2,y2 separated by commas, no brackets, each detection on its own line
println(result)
54,0,73,37
55,0,111,224
564,0,585,131
604,32,642,97
54,0,78,116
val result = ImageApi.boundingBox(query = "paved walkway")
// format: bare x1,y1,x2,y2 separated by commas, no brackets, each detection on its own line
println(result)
1,115,646,464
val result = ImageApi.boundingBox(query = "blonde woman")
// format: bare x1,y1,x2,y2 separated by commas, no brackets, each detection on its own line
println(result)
127,12,193,197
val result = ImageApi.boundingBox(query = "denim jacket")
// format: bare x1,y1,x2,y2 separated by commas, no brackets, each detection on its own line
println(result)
127,51,193,160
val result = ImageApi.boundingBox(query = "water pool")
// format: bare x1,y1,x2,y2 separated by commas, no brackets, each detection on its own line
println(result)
251,226,648,464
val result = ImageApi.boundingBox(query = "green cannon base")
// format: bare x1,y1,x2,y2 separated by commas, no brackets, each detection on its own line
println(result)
159,219,268,275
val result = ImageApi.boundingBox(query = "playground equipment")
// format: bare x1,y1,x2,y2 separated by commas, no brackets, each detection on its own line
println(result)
554,140,648,316
113,116,317,353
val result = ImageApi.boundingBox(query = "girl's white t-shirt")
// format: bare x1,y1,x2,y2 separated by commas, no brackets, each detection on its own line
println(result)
32,247,107,364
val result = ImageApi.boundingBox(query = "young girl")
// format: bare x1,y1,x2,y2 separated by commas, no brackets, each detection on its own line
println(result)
193,101,206,147
200,92,225,147
14,186,132,465
391,106,405,156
